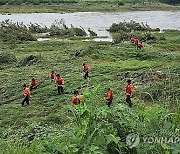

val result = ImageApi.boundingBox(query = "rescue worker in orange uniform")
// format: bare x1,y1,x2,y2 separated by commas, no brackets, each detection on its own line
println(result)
50,71,56,82
134,39,139,45
56,74,64,94
22,84,30,106
105,88,113,107
137,41,143,50
83,63,90,79
72,90,80,105
125,80,134,108
130,37,135,44
30,78,38,91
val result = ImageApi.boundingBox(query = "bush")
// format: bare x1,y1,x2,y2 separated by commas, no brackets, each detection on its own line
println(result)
0,52,16,64
0,0,6,5
111,31,157,43
0,20,37,43
117,1,125,6
108,20,159,33
16,55,39,67
111,31,130,43
70,27,87,36
49,20,87,37
28,23,49,33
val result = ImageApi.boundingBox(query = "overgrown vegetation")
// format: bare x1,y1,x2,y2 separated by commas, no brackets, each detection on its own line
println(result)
0,0,179,5
0,20,36,43
0,52,16,64
49,20,87,37
0,19,179,154
108,21,161,43
28,23,48,33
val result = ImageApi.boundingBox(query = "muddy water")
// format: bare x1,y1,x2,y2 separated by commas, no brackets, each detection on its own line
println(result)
0,11,179,37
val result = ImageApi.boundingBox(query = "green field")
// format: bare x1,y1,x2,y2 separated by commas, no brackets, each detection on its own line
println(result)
0,0,179,5
0,1,180,13
0,19,180,153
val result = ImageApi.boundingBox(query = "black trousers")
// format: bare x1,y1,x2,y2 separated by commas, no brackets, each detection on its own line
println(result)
126,95,132,108
22,95,29,106
84,71,89,79
30,85,38,91
57,86,64,94
107,100,112,107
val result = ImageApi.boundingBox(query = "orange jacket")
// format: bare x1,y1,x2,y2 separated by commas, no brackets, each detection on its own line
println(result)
50,72,56,79
56,77,64,86
31,80,38,87
23,87,30,97
130,37,135,43
126,84,134,96
138,43,143,48
83,65,89,72
135,39,139,45
105,90,113,101
72,96,80,105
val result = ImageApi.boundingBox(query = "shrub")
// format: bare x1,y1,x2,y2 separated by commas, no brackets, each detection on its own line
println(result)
70,27,87,36
0,20,37,43
111,31,157,43
111,31,130,43
28,23,49,33
16,55,39,67
108,20,159,33
0,0,6,5
0,52,16,64
49,20,87,37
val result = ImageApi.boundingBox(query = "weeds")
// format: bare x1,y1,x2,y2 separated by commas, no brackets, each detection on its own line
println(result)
0,21,179,154
108,20,159,33
16,55,39,67
0,0,179,5
0,52,16,64
109,21,160,43
28,23,49,33
0,20,37,43
49,20,87,37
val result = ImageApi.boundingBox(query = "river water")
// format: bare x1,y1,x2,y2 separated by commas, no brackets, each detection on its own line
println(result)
0,11,180,37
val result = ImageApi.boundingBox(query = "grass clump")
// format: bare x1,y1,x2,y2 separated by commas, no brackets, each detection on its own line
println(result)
0,52,16,64
16,55,39,67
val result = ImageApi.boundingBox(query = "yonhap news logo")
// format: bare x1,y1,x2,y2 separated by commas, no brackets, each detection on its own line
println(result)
126,133,140,148
126,133,180,148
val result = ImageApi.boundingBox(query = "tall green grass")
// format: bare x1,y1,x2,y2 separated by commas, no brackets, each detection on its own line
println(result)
0,0,179,5
0,21,179,153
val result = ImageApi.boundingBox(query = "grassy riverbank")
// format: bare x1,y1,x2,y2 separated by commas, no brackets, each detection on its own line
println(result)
0,18,180,153
0,2,180,13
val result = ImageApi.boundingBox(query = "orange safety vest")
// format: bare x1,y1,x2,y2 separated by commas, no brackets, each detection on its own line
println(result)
72,96,80,105
135,39,139,45
31,80,38,87
130,37,135,43
51,72,56,79
105,90,113,101
23,87,30,97
126,84,134,96
83,65,89,72
138,43,143,48
56,77,64,86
